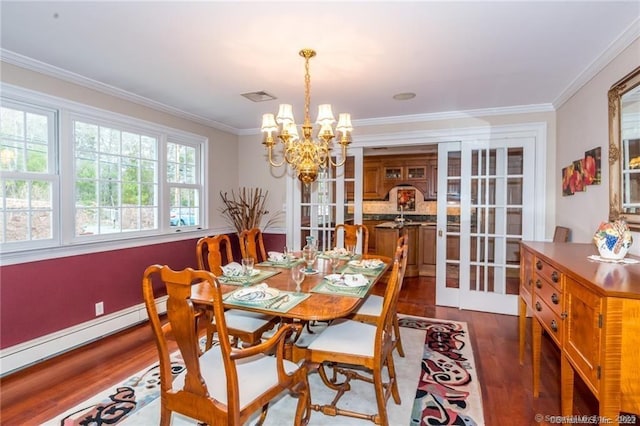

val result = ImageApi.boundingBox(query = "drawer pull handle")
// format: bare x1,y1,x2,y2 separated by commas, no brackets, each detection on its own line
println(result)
551,293,559,304
535,279,542,289
550,320,558,332
551,271,559,283
536,260,542,270
561,312,568,319
528,279,533,287
535,301,542,312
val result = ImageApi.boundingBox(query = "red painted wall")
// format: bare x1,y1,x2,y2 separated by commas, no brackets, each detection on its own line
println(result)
0,232,285,349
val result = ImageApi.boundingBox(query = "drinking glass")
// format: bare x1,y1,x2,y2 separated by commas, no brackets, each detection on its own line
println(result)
346,244,356,258
284,246,294,261
330,253,341,272
291,266,305,293
241,257,254,277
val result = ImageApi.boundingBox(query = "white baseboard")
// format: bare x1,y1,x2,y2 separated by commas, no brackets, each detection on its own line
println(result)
0,296,168,377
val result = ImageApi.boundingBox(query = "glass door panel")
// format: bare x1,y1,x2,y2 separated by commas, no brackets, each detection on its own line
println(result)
289,150,362,252
437,141,533,315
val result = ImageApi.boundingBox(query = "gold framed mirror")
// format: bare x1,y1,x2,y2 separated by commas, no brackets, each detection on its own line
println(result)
608,66,640,231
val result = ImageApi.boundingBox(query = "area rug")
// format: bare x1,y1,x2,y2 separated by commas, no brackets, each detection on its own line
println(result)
47,316,483,426
399,315,484,426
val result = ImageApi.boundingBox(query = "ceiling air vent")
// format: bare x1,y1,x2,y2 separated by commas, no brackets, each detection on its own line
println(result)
241,91,277,102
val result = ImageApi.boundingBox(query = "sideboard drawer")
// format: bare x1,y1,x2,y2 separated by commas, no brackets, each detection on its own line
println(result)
533,294,564,346
534,256,562,288
535,276,563,316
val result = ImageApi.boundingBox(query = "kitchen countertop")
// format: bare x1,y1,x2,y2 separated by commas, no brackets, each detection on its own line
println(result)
375,221,438,229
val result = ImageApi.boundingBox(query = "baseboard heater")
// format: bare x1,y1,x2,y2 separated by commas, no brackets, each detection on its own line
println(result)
0,296,168,377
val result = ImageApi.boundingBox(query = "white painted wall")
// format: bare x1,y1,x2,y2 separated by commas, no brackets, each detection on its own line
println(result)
556,38,640,255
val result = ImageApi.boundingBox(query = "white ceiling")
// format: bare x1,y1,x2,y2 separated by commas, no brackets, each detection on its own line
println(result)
1,1,639,134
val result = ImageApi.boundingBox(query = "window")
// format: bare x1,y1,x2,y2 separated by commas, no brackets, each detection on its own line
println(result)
0,101,58,249
167,139,200,228
0,87,207,257
73,119,160,235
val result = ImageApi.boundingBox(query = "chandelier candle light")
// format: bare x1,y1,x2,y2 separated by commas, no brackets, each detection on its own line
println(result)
261,49,353,184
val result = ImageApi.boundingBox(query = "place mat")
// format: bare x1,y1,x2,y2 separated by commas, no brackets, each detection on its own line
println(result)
310,276,372,298
217,269,280,285
224,289,310,313
587,255,640,264
256,259,304,269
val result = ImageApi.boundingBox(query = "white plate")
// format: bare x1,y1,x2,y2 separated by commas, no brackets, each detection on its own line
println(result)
348,259,384,269
232,286,279,302
324,273,368,288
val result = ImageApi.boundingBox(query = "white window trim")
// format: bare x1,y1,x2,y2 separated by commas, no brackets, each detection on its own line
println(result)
0,83,212,266
1,97,60,252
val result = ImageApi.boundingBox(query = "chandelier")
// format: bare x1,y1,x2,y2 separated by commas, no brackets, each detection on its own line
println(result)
261,49,353,184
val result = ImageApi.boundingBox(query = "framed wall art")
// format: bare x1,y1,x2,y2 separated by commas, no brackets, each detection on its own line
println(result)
583,147,601,185
397,188,416,211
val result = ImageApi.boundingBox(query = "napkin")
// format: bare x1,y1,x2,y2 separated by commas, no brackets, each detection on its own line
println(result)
268,251,287,262
221,262,243,277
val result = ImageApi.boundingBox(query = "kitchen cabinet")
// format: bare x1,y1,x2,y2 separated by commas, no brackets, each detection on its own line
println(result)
418,226,436,276
375,224,419,277
519,242,640,425
363,154,435,200
363,159,384,200
363,219,384,252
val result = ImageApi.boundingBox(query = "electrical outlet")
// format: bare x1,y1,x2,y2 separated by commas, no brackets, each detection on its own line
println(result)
95,301,104,316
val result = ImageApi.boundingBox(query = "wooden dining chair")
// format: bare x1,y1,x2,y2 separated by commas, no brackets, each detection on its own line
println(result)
297,246,404,425
347,233,409,357
333,223,369,255
239,228,268,263
142,265,310,426
196,235,279,348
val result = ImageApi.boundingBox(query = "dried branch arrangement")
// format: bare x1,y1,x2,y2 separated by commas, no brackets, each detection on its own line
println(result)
219,187,277,234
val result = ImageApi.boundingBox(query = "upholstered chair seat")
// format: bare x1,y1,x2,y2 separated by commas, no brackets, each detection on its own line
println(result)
172,344,301,408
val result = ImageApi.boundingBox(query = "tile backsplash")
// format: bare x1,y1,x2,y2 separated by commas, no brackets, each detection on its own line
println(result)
362,186,460,216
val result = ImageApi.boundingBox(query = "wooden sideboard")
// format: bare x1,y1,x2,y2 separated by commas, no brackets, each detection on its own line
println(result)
519,242,640,425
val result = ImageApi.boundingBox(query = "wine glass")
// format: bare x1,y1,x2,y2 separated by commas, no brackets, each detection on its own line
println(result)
291,266,305,293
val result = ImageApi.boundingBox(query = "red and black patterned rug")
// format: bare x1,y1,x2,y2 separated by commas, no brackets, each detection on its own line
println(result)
49,316,483,425
399,315,483,425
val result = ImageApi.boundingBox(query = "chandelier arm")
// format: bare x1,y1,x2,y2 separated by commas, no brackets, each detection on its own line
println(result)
328,144,349,167
267,145,287,168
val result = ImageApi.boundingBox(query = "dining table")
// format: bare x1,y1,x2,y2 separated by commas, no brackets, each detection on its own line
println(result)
190,253,392,322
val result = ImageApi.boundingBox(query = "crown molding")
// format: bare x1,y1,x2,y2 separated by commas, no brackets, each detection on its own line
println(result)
0,49,240,135
553,17,640,109
238,103,555,136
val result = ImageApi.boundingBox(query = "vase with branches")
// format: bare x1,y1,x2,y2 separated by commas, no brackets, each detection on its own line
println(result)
219,187,278,234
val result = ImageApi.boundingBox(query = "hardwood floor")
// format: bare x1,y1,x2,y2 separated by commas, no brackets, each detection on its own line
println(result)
1,276,608,425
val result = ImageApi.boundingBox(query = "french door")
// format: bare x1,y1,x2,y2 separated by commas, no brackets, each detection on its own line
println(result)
287,149,363,252
436,138,535,315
